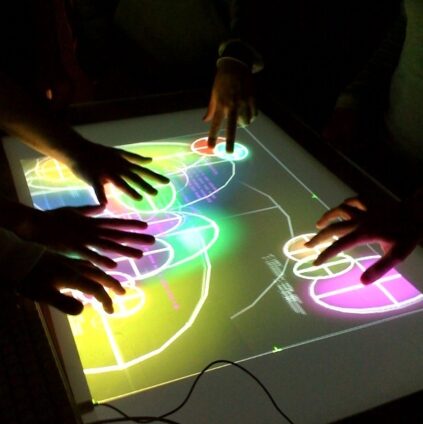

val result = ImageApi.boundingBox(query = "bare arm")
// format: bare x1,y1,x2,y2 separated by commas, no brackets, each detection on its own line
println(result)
0,71,169,203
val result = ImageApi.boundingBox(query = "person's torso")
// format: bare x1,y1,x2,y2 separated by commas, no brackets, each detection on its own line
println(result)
386,0,423,164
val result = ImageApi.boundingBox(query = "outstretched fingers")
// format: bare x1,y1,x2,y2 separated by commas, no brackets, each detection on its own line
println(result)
119,149,152,164
93,238,144,258
305,220,357,248
316,204,365,229
77,263,126,295
130,165,170,185
344,197,367,211
110,175,143,200
313,230,371,265
96,227,155,244
96,217,148,230
361,242,416,284
125,171,158,196
77,246,117,269
44,291,84,315
77,204,106,215
225,108,238,153
207,106,224,149
93,180,107,205
68,274,114,314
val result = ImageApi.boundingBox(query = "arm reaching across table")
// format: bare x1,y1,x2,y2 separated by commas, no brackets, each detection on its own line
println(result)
305,191,423,284
205,0,263,153
0,199,155,268
0,71,169,204
0,227,124,315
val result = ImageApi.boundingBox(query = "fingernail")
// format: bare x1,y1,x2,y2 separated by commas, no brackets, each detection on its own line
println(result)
132,250,143,258
361,274,373,285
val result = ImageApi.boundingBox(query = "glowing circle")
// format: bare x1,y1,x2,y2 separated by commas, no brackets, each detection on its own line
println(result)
111,238,175,281
107,181,177,214
283,233,335,262
108,285,146,319
293,253,354,280
146,212,183,237
191,137,226,156
215,142,249,161
25,157,86,191
310,256,423,314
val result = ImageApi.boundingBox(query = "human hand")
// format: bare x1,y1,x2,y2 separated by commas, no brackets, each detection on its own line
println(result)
17,205,155,268
17,252,125,315
305,196,423,284
204,58,256,153
68,140,170,204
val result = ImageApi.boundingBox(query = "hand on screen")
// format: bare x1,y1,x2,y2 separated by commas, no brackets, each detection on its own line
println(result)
305,196,423,284
204,58,256,153
17,252,124,315
17,205,155,268
68,141,170,204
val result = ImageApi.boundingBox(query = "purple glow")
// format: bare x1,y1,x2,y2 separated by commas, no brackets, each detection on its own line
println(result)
310,256,423,314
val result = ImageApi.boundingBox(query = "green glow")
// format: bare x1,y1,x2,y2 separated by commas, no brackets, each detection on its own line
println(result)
22,136,249,401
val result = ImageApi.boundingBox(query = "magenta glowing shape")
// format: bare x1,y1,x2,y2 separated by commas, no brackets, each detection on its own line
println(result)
310,256,423,314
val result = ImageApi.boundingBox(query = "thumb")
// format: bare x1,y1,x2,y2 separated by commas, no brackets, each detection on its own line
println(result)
45,291,84,315
77,204,106,216
93,181,107,205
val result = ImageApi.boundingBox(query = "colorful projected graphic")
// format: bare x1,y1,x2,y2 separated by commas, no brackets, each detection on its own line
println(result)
283,234,423,314
21,131,423,402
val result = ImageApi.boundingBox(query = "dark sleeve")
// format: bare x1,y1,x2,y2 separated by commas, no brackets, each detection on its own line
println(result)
0,227,45,288
216,0,264,73
335,2,406,110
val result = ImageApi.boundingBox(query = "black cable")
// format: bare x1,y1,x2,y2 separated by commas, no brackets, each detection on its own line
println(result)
94,402,132,421
157,359,294,423
88,359,294,424
92,404,181,424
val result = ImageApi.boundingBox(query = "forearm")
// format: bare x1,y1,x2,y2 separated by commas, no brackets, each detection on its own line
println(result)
0,196,38,237
218,0,263,73
0,227,45,287
0,71,86,164
336,4,406,110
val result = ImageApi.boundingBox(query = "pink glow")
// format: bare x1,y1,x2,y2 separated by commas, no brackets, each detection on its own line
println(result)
310,256,423,314
191,137,225,156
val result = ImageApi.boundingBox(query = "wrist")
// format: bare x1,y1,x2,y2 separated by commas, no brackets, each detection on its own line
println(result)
50,133,92,169
0,227,46,291
218,39,264,74
0,199,36,235
216,56,251,75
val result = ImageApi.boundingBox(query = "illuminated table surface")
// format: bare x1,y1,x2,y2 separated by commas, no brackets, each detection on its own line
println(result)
3,108,423,424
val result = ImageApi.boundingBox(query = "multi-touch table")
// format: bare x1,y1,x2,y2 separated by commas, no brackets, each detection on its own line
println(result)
3,108,423,423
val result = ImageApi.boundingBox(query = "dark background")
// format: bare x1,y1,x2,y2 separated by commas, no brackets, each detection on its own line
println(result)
0,0,402,131
3,1,419,423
